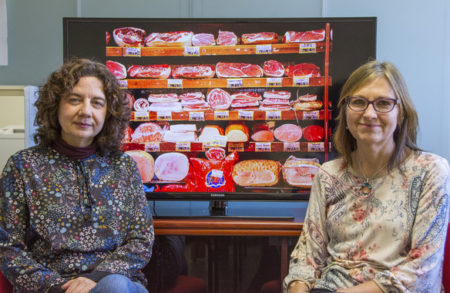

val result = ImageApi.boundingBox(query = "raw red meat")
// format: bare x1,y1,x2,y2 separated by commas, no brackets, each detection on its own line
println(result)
106,60,127,79
145,31,193,47
241,32,279,44
302,125,324,142
263,90,291,99
113,27,146,47
231,99,260,108
274,124,302,142
131,122,163,143
216,62,263,78
154,152,189,181
283,29,326,43
172,65,215,79
126,93,135,109
207,88,232,110
217,31,238,46
122,126,133,143
285,63,321,78
192,33,216,46
106,32,110,45
259,105,291,111
127,64,171,79
133,98,150,111
261,98,290,105
205,147,226,161
263,60,285,77
147,93,179,103
179,92,205,100
231,91,262,100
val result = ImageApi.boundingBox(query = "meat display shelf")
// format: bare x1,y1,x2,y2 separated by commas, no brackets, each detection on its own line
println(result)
122,141,331,153
106,42,329,57
119,76,331,89
130,109,331,121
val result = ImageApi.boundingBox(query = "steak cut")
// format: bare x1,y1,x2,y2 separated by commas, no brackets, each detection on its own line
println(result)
283,29,326,43
113,27,146,47
172,65,215,79
192,33,216,46
263,60,285,77
207,88,232,110
241,32,279,44
127,64,171,79
217,31,238,46
285,63,321,77
106,60,127,79
216,62,263,78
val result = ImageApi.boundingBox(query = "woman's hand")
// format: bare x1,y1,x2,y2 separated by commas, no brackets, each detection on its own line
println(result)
61,277,97,293
336,281,383,293
288,281,309,293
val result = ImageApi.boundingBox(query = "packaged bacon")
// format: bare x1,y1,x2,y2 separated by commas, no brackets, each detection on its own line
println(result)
189,152,239,192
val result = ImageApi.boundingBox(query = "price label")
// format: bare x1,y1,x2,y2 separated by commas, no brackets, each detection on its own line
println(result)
255,142,271,152
145,142,160,152
176,142,191,152
189,111,204,121
211,169,224,178
184,46,200,56
303,111,320,120
214,110,229,120
134,111,149,120
228,142,244,152
299,43,317,54
238,110,254,120
256,44,272,54
265,110,282,120
266,77,283,87
167,79,183,88
308,142,325,152
211,135,228,147
227,78,243,88
293,76,310,87
157,111,172,120
124,47,141,57
283,142,300,152
118,80,128,89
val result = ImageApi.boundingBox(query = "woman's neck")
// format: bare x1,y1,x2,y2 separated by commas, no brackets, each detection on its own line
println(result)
352,143,395,178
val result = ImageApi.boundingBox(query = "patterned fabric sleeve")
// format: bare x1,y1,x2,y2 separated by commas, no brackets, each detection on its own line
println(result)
283,169,330,292
0,155,67,292
93,155,154,284
372,157,450,293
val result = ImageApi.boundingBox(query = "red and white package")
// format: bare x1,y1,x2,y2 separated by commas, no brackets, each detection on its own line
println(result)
283,29,326,43
217,31,238,46
145,31,194,47
263,60,285,77
205,147,226,161
302,125,325,142
172,65,215,79
113,27,146,47
106,60,127,80
192,33,216,46
241,32,279,45
127,64,171,79
207,88,232,110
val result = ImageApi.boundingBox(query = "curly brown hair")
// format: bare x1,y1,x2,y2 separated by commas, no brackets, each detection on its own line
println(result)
34,58,130,155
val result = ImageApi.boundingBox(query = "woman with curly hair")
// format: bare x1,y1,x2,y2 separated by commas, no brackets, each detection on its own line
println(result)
0,59,154,293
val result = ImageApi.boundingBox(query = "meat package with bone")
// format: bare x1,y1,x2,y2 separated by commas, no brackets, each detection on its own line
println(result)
106,60,127,79
263,60,285,77
207,88,232,110
282,156,320,188
113,27,146,47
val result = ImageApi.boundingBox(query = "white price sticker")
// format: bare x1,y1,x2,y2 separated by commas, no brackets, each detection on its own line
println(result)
176,142,191,152
145,142,160,152
189,111,204,121
227,78,243,88
184,46,200,56
214,111,229,120
157,111,172,120
255,142,271,152
134,111,149,120
211,169,224,178
118,80,128,89
266,78,283,87
256,44,272,54
299,43,317,54
124,47,141,57
167,79,183,88
283,142,300,152
308,142,325,152
303,111,320,120
210,135,228,147
238,110,254,120
293,76,310,87
265,110,282,120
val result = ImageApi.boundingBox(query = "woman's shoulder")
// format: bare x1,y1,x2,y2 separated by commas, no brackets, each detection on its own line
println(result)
408,151,449,171
8,144,51,161
320,157,346,173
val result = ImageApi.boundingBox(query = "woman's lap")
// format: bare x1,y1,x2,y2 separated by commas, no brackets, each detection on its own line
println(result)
89,274,148,293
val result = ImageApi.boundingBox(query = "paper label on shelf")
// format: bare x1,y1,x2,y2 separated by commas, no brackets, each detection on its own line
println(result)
293,76,310,87
255,142,271,152
145,142,160,152
156,111,172,120
265,110,282,120
238,110,254,120
118,80,128,89
210,135,228,147
256,44,272,54
227,78,243,88
308,142,324,152
184,46,200,56
176,142,191,152
299,43,316,54
167,79,183,88
283,142,300,152
124,47,141,57
303,111,320,120
189,111,204,121
266,77,283,87
228,142,244,152
134,111,149,120
214,110,229,120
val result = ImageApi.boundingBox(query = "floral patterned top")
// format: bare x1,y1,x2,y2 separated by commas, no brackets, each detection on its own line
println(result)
284,151,449,293
0,145,154,292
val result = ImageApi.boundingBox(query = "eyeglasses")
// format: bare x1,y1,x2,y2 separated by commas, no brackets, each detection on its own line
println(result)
346,96,398,113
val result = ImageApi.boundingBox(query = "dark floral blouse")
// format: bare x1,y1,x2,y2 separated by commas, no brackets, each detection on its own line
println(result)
0,145,154,292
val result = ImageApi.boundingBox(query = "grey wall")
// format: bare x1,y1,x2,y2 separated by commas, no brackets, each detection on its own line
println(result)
1,0,449,160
